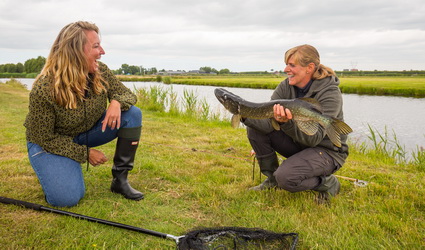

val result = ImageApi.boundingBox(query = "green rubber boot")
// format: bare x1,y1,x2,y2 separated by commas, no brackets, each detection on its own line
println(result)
249,153,279,191
313,175,340,204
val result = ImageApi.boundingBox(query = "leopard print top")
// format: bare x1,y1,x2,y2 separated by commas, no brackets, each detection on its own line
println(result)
24,62,137,163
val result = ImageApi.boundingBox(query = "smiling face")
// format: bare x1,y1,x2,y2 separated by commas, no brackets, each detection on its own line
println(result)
83,30,105,73
284,56,313,88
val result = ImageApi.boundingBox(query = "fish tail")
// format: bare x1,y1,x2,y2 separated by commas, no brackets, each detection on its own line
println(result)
326,118,353,147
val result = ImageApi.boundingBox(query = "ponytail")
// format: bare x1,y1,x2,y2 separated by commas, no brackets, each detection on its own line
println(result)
313,64,335,80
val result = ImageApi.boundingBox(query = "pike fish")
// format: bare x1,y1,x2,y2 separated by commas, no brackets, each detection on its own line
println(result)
214,88,353,147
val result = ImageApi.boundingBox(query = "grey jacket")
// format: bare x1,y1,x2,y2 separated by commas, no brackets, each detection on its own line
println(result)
243,76,349,166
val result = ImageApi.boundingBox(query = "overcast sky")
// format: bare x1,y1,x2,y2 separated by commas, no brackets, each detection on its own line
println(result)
1,0,424,72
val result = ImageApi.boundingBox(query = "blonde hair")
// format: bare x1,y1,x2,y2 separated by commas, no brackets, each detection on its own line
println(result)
37,21,106,109
284,44,335,80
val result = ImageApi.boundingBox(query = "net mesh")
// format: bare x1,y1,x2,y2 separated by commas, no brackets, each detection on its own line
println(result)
177,226,298,250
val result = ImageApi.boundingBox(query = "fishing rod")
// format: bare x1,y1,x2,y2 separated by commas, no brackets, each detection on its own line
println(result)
334,175,368,187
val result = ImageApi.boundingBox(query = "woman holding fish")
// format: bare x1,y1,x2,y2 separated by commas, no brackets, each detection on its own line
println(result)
242,44,350,203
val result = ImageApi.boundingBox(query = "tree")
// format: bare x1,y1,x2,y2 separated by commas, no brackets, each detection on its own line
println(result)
128,65,140,75
16,63,24,73
147,67,157,74
200,66,212,73
120,64,130,74
219,68,230,74
24,56,46,73
1,64,16,73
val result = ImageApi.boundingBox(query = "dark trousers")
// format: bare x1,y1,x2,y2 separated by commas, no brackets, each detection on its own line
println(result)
247,127,340,192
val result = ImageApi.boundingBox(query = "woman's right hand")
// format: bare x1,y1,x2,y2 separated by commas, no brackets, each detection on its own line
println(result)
89,148,108,166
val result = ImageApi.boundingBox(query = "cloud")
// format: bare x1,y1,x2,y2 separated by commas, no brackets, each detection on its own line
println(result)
1,0,424,71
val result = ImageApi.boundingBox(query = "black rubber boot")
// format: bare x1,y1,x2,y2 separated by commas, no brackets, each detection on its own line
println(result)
110,126,144,201
313,175,340,204
249,153,279,191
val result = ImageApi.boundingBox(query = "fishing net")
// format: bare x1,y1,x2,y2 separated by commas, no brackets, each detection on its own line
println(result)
177,226,299,250
0,197,299,249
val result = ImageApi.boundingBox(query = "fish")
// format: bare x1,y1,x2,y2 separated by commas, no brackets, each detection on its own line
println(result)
214,88,353,147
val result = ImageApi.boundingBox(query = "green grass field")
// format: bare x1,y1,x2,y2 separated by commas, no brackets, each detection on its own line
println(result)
1,80,424,249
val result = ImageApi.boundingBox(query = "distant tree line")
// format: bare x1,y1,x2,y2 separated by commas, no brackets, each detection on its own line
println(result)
112,64,232,75
111,64,159,75
2,56,424,78
335,70,425,77
0,56,46,74
199,66,230,74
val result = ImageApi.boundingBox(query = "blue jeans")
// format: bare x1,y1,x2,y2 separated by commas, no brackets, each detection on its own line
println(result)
27,106,142,207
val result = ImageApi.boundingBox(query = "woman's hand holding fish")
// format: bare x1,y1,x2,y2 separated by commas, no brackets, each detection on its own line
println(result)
274,104,292,123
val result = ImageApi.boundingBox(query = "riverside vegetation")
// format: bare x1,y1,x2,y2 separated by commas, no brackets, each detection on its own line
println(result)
118,74,425,98
0,79,424,249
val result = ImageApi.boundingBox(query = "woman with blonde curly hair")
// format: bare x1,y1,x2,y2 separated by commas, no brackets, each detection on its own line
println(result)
25,21,144,207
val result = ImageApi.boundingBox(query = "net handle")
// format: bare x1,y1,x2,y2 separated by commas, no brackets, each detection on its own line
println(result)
0,196,175,240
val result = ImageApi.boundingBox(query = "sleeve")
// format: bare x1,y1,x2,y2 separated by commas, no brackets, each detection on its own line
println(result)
100,62,137,111
25,88,88,163
279,85,343,147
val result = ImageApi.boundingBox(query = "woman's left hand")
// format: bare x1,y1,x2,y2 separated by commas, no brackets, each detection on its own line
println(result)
273,104,292,123
102,100,121,132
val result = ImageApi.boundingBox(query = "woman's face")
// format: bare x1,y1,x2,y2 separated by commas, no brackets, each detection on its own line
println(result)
83,30,105,73
284,56,312,88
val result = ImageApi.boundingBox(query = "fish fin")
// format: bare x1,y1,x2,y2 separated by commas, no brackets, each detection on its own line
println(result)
231,114,241,128
297,120,320,135
326,118,353,147
331,118,353,135
326,122,342,147
298,97,323,113
271,119,280,130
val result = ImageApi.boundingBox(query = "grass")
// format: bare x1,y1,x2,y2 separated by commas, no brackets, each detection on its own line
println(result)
0,80,424,249
118,75,425,98
338,77,425,97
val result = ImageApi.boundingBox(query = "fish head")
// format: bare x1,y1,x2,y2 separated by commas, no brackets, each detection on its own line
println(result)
214,88,240,114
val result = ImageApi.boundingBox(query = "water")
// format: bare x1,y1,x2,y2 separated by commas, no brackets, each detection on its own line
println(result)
124,81,425,153
4,78,425,153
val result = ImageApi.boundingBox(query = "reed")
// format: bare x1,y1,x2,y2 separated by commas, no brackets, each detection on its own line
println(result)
134,85,169,112
0,78,28,89
182,89,198,115
411,145,425,169
138,85,424,165
349,124,423,165
136,85,218,121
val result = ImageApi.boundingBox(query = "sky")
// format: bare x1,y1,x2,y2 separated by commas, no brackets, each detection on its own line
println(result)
1,0,424,72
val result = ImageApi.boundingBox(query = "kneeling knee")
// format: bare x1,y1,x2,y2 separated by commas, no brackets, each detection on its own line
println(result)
275,173,300,193
46,192,84,207
275,178,296,193
129,106,142,122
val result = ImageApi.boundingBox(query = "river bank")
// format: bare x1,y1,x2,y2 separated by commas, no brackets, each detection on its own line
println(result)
1,80,423,249
117,75,425,98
